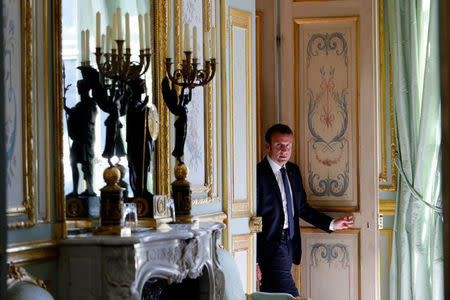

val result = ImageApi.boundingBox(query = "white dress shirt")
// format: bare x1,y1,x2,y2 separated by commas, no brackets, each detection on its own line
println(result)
266,155,335,231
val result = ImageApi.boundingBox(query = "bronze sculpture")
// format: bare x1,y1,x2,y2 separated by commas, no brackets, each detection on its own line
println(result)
161,76,191,164
125,78,154,198
64,66,98,196
91,74,127,165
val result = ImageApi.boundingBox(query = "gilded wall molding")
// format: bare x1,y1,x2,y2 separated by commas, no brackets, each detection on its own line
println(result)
255,12,262,162
229,8,254,218
378,0,397,192
34,0,51,224
7,0,35,230
7,239,59,266
220,0,230,250
52,0,66,238
232,234,254,294
155,0,171,196
379,200,396,215
195,211,227,223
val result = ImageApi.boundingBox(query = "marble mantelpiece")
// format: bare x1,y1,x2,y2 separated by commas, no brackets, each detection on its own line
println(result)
59,222,226,300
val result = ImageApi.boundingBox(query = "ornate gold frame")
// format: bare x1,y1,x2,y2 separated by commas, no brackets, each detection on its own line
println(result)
34,0,51,224
52,0,169,236
232,234,254,294
378,0,397,193
173,0,218,205
7,0,35,230
155,0,171,196
229,8,254,218
293,16,360,212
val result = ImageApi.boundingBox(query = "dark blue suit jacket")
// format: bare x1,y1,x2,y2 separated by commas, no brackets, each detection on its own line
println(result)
256,157,333,265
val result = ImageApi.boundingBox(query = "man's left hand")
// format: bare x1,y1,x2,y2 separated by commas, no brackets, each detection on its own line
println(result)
333,214,354,230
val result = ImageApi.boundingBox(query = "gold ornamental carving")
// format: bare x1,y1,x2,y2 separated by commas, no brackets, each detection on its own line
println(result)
249,216,262,233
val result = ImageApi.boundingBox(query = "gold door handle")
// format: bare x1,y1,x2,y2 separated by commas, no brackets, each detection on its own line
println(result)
249,216,262,233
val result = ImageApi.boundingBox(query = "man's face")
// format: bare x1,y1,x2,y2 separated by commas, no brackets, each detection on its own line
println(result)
265,132,293,166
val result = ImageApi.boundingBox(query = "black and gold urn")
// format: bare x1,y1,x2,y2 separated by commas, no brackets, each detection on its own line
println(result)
99,166,124,228
171,163,194,223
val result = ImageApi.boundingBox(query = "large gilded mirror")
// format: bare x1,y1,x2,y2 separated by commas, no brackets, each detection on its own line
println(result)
53,0,169,233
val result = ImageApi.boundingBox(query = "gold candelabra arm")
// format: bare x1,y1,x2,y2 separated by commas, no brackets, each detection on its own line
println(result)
165,58,186,87
95,40,152,82
165,51,216,90
140,48,152,76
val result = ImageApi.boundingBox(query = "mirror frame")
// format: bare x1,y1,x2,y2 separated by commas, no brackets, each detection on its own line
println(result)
52,0,170,237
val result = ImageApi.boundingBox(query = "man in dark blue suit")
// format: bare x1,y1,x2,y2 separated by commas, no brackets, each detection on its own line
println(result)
256,124,354,297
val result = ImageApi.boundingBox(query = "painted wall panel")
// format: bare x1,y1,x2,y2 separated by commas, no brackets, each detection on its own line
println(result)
301,231,359,300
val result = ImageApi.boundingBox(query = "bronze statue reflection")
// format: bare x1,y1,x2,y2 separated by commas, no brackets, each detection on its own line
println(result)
91,73,127,165
64,66,98,196
161,76,191,164
125,78,154,198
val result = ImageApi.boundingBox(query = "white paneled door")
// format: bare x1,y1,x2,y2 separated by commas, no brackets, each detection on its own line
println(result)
279,1,379,300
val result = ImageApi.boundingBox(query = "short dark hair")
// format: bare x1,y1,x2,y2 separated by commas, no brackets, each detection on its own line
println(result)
265,124,293,144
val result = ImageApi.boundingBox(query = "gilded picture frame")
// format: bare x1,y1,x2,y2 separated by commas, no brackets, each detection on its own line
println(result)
5,0,35,229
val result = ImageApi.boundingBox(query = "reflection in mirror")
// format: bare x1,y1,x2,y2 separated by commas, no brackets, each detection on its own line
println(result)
61,0,155,223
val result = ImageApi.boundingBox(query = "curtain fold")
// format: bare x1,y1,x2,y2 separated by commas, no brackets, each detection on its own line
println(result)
388,0,443,299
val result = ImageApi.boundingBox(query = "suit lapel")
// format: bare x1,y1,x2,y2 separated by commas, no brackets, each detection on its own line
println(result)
262,157,283,205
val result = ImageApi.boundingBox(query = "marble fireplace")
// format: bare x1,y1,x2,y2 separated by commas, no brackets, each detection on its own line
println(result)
59,222,226,299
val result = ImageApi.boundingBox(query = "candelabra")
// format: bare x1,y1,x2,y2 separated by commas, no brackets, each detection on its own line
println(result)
163,49,216,224
164,51,216,89
95,42,151,82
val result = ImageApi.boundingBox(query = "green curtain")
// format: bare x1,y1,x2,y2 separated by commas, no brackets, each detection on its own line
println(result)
387,0,443,299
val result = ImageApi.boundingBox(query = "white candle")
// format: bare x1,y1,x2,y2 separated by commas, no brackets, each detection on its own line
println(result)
211,27,216,59
184,23,190,52
96,12,101,48
192,26,197,58
101,34,105,63
117,7,122,40
106,26,111,53
125,13,130,48
101,34,105,52
81,30,85,62
204,31,210,60
138,14,144,50
112,13,117,49
85,29,90,62
144,13,150,49
166,26,172,58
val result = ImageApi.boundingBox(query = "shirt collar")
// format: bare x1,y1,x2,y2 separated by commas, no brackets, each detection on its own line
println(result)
266,155,285,174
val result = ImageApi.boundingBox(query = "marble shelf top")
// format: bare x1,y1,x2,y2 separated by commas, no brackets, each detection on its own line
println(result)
62,222,226,246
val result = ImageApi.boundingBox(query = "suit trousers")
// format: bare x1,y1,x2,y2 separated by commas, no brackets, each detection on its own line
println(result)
259,229,300,297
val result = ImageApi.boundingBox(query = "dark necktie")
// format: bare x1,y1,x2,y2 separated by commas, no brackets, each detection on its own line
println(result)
280,167,294,239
